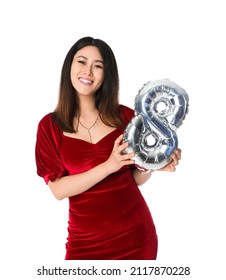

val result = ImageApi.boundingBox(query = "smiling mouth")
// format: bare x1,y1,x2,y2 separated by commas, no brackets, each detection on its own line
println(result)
79,78,93,85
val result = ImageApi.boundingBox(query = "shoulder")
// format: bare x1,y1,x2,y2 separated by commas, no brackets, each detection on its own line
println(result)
38,112,52,125
38,112,57,127
119,104,135,124
119,104,134,116
37,112,61,137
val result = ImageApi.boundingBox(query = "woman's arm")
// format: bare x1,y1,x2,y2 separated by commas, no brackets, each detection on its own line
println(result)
132,148,182,186
49,162,112,200
132,168,154,186
49,134,135,200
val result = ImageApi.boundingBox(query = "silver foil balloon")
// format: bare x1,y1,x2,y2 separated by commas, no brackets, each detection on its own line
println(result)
123,79,189,170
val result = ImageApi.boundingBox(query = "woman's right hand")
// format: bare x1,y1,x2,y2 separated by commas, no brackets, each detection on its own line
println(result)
105,134,135,173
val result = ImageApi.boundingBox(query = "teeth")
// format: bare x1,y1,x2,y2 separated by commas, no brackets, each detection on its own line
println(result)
79,78,92,84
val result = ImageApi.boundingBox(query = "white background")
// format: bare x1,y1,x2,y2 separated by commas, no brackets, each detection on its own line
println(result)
1,0,225,279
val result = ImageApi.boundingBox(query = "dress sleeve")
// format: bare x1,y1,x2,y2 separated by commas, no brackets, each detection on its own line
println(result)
35,113,68,184
119,105,135,125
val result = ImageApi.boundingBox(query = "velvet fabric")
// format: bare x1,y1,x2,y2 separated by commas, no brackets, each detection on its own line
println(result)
35,105,158,260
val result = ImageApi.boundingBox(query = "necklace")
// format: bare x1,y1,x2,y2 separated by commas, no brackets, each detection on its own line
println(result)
79,115,99,143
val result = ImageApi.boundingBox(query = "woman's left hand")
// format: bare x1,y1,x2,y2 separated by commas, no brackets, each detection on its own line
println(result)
158,148,182,172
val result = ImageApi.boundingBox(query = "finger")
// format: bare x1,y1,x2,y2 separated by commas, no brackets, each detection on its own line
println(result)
125,159,135,165
170,149,181,164
120,152,135,161
115,151,134,162
120,158,135,166
170,164,176,172
115,134,124,144
117,142,130,154
166,161,176,171
168,159,176,168
113,134,124,150
175,148,182,160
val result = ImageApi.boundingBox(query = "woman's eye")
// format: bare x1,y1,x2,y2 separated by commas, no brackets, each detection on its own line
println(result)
78,60,85,64
94,64,103,69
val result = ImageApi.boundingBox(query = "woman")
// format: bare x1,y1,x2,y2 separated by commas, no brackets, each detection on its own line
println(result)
35,36,181,260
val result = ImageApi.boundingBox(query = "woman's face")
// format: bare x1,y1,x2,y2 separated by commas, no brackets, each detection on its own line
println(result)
70,45,104,97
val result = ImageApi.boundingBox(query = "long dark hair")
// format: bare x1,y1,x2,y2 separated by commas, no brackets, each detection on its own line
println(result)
53,36,124,132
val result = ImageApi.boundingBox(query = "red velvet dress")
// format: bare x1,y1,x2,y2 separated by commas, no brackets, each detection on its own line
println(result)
35,105,158,260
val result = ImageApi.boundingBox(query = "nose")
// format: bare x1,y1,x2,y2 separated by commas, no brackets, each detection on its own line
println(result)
84,64,93,76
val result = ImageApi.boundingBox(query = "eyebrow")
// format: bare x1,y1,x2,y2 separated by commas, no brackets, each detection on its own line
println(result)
77,55,104,64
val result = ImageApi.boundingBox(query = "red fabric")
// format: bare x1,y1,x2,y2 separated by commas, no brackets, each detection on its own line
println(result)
35,105,158,260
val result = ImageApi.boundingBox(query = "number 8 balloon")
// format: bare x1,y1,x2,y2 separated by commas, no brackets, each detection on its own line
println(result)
123,79,189,171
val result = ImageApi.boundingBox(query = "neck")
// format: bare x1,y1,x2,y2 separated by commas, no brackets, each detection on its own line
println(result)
79,96,97,117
